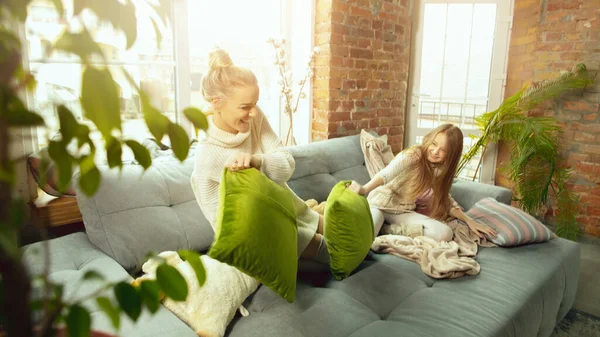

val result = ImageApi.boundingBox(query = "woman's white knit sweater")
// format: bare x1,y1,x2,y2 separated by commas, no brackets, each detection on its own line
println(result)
190,109,319,255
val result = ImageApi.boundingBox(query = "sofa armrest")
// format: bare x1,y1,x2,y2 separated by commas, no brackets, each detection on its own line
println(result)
450,180,512,211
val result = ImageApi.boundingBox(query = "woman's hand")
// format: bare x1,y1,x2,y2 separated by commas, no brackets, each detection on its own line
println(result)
225,152,261,171
466,219,497,239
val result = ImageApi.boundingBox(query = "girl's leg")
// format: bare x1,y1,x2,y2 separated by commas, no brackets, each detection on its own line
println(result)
384,212,453,242
370,207,386,237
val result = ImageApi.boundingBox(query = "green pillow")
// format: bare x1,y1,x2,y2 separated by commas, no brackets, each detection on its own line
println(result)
324,181,374,280
208,168,298,303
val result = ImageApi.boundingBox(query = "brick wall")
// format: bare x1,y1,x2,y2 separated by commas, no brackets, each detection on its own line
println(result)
313,0,412,153
500,0,600,236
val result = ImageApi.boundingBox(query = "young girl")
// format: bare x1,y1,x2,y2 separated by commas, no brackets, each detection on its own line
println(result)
190,49,329,264
355,123,497,241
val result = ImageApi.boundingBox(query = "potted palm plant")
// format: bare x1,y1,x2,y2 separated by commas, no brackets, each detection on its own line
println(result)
0,1,209,336
458,63,596,240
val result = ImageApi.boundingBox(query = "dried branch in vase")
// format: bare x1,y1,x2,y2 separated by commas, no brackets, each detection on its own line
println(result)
267,38,319,146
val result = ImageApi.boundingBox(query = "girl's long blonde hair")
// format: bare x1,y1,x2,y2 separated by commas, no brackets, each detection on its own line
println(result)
398,123,463,220
201,48,258,110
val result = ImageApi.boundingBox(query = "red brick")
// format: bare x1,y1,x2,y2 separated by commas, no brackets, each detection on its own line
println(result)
358,18,371,29
350,5,373,18
574,132,596,143
577,163,600,176
350,48,373,59
342,80,356,90
341,120,358,131
329,111,351,122
563,101,600,112
544,31,563,41
340,100,355,110
358,38,371,49
587,206,600,217
343,58,354,68
331,11,345,24
583,113,598,121
560,51,583,60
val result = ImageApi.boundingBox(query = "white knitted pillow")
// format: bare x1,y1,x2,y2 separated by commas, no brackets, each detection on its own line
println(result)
134,251,259,337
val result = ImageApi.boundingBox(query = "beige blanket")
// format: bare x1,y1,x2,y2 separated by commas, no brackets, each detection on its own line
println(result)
371,220,496,279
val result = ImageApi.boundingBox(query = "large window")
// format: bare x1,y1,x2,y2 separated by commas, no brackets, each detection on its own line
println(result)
407,0,513,183
24,0,314,161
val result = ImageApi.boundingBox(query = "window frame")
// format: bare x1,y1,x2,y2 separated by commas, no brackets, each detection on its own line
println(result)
21,0,314,148
406,0,514,184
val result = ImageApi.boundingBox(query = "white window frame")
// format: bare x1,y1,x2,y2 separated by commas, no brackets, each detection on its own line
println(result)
406,0,513,184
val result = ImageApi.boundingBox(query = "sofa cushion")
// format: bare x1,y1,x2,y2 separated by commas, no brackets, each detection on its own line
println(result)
467,197,556,246
22,233,198,337
209,168,298,303
228,237,580,337
74,156,214,272
324,181,374,280
450,180,512,211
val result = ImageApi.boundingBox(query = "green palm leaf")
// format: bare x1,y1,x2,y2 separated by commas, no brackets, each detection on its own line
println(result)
457,63,596,240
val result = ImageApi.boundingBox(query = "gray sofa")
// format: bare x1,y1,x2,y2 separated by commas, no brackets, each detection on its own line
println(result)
23,134,580,337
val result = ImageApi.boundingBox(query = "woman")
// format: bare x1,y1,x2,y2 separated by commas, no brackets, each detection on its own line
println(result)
355,124,497,241
190,49,329,264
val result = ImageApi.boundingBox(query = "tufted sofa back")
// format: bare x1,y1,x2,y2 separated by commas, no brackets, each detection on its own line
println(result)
75,134,511,272
75,156,214,272
288,135,370,202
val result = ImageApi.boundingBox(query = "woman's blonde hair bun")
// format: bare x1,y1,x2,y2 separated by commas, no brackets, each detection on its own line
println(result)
208,48,234,70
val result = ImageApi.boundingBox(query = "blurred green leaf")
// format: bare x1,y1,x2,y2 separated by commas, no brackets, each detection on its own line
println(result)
125,140,152,169
78,164,101,196
121,67,140,93
96,297,120,330
75,124,95,152
53,283,64,299
54,29,104,62
106,137,122,169
78,153,95,176
183,107,208,131
29,299,43,312
150,17,163,50
156,264,188,301
9,198,26,229
81,67,121,139
114,282,142,321
0,224,19,257
142,97,169,142
83,270,104,281
178,250,206,287
152,0,172,27
67,304,91,337
75,0,137,49
5,94,44,127
14,66,37,92
139,280,161,314
168,123,189,161
120,0,138,49
57,105,79,143
48,140,73,192
0,163,15,184
5,0,31,20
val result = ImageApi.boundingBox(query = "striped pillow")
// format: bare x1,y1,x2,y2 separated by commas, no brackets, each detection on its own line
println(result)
466,197,556,246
